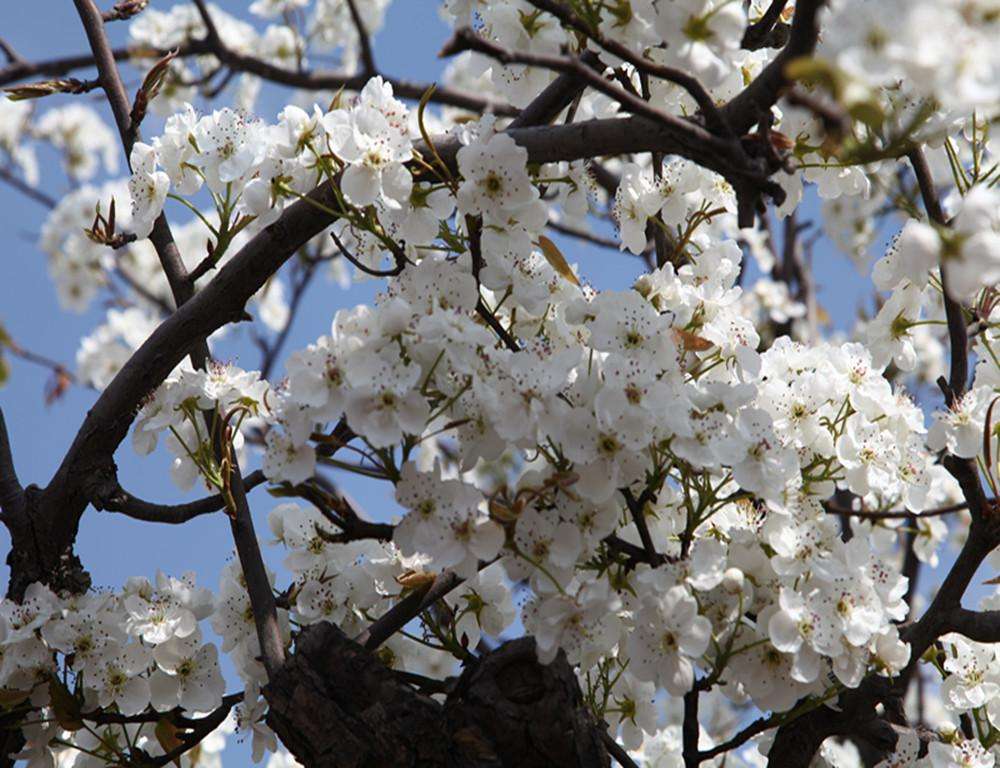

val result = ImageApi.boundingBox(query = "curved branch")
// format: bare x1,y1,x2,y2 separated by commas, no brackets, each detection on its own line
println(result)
943,608,1000,643
0,35,516,116
522,0,731,137
96,469,267,524
721,0,828,135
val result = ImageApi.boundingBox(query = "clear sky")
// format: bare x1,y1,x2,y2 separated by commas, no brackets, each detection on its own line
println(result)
0,0,882,760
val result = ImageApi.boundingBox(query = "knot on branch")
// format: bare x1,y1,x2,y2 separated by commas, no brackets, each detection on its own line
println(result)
265,624,609,768
5,486,91,600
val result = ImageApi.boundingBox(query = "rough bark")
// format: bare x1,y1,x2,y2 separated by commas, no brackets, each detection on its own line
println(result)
265,623,609,768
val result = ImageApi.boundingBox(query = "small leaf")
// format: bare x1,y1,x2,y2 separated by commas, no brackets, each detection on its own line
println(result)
784,57,843,99
48,677,83,731
155,717,185,767
983,574,1000,586
396,570,436,591
847,100,884,130
537,235,580,286
671,328,713,352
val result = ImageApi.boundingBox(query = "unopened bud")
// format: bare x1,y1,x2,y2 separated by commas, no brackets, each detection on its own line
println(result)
722,567,744,594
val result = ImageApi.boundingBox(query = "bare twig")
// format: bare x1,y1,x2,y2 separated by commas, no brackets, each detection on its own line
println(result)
344,0,376,76
523,0,732,137
259,261,317,380
0,166,57,209
823,500,968,520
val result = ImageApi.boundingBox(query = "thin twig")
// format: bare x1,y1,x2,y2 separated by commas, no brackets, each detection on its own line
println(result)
0,166,57,209
344,0,376,76
823,500,968,520
524,0,732,137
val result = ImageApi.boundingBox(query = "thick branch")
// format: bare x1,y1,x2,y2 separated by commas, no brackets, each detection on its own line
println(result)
943,608,1000,643
266,624,609,767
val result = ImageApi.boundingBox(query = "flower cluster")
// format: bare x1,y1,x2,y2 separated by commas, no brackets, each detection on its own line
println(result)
10,0,1000,765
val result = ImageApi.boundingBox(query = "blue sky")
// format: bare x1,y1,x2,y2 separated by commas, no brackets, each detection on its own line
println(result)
0,0,887,759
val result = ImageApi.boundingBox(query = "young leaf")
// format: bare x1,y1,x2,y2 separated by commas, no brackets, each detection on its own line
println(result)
537,235,580,286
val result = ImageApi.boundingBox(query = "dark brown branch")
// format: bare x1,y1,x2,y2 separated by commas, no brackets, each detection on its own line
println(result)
722,0,827,135
0,409,22,520
329,229,405,277
95,469,266,524
823,500,968,520
601,730,640,768
942,607,1000,643
508,50,602,129
266,625,609,767
0,40,514,116
622,490,660,565
73,0,285,679
742,0,790,50
440,28,737,158
72,0,194,314
147,696,238,767
358,569,467,651
289,481,395,544
682,690,699,768
0,39,22,65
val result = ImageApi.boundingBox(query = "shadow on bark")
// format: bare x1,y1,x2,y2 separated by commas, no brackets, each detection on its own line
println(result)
265,623,610,768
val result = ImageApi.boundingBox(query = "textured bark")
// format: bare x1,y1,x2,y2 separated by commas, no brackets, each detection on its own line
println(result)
445,637,609,768
265,624,609,768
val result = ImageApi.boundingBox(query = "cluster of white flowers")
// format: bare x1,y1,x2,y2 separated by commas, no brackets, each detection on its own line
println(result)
10,0,1000,766
0,577,241,764
134,363,271,491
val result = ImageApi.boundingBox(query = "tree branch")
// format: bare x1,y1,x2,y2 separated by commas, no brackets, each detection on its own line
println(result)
0,38,514,116
0,166,57,209
722,0,827,135
523,0,731,137
94,469,266,524
741,0,790,50
344,0,376,77
0,409,22,519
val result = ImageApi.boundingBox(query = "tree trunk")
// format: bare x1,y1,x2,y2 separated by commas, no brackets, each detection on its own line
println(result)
265,623,610,768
